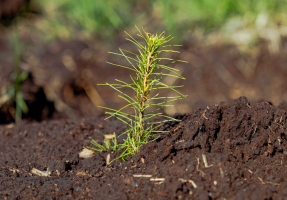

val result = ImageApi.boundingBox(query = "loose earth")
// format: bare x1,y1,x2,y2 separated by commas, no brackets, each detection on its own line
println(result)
1,97,287,199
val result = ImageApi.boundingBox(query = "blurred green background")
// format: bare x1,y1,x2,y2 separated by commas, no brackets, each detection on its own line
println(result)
2,0,287,45
2,0,287,123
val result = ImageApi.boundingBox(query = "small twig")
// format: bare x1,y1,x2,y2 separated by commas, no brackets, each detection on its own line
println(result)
196,157,206,176
31,168,51,177
202,110,208,120
106,154,110,165
202,154,213,168
8,167,19,174
150,177,165,184
133,174,152,178
258,177,280,186
150,178,165,181
153,182,164,185
179,178,197,188
173,125,182,132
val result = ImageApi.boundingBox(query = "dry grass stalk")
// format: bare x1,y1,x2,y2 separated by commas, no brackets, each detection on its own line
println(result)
196,157,206,176
104,134,116,140
31,168,51,177
202,154,213,168
106,154,111,165
258,177,280,186
179,178,197,188
133,174,152,178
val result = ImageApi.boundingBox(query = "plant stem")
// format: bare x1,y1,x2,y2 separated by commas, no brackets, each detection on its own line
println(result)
139,44,153,137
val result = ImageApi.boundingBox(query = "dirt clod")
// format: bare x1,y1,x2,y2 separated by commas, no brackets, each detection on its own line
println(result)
1,96,287,199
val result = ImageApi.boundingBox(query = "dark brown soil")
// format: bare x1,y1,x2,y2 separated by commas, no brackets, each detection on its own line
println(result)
1,96,287,199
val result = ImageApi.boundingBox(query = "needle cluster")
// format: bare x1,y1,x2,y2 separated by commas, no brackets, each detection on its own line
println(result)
88,27,187,162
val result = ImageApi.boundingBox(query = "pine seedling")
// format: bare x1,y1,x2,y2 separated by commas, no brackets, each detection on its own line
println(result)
88,27,187,162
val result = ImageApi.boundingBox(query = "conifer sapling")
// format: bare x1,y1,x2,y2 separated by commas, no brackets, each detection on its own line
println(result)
88,26,187,162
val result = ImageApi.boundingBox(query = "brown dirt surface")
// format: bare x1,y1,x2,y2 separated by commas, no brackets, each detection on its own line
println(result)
2,96,287,199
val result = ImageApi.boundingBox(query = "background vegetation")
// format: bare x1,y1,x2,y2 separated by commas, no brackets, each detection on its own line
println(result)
2,0,287,123
29,0,287,46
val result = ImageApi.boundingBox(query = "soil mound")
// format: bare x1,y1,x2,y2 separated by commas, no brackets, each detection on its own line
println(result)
1,96,287,199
